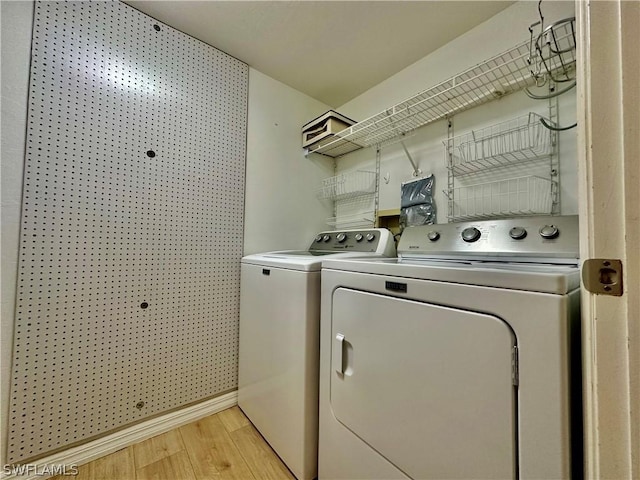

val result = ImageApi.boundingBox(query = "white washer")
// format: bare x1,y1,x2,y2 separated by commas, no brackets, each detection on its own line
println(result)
238,228,396,480
319,216,582,480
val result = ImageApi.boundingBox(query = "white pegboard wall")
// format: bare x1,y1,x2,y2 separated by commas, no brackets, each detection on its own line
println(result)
8,1,248,463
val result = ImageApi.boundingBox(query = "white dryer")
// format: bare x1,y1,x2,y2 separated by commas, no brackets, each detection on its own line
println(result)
319,216,582,480
238,228,396,480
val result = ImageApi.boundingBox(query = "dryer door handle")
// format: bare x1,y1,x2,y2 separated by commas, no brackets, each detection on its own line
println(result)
334,333,345,375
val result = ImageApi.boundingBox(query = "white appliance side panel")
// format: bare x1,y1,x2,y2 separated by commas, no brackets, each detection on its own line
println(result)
7,1,248,463
238,264,320,480
331,288,517,480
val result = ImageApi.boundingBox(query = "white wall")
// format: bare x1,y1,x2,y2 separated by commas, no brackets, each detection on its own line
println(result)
244,69,334,255
335,0,577,223
0,1,34,466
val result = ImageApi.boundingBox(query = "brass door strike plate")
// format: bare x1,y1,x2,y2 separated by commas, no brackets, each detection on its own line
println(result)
582,259,623,296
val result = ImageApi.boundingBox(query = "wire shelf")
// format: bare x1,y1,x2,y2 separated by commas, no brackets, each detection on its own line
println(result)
448,175,555,222
317,170,377,201
326,212,375,229
445,113,554,176
307,22,575,158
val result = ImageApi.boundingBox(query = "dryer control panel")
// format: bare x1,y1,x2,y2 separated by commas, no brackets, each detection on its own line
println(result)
399,216,579,262
309,228,395,256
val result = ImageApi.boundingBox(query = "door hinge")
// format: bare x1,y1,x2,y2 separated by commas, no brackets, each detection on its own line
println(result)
512,346,519,386
582,258,623,296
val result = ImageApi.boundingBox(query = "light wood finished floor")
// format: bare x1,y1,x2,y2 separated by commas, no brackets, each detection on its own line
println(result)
51,406,295,480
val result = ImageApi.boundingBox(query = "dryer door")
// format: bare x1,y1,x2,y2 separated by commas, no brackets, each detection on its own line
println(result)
330,288,517,479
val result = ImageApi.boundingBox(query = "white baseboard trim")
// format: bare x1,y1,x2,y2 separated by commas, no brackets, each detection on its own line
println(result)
2,391,238,480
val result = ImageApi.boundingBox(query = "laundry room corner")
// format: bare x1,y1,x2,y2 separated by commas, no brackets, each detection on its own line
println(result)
0,0,636,478
244,69,334,255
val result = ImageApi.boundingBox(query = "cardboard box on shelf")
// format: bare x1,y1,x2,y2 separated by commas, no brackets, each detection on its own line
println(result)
302,110,357,149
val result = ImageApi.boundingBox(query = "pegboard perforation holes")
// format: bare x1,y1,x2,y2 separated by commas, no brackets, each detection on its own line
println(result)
9,0,247,463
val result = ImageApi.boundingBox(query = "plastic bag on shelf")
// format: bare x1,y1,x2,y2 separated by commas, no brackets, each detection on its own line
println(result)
400,175,436,228
401,203,436,227
401,174,435,207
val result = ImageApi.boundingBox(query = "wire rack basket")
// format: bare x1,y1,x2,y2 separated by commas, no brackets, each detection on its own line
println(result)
317,170,377,201
326,211,376,229
528,16,576,85
446,113,554,175
448,175,555,222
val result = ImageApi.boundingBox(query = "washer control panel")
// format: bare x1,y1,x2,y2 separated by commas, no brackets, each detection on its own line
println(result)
399,216,579,260
308,228,395,255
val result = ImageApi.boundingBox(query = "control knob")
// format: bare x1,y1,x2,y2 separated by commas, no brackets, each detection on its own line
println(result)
336,233,347,243
354,233,364,242
366,233,376,242
539,224,559,239
461,227,481,243
322,234,331,242
509,226,527,240
427,231,440,242
315,235,323,243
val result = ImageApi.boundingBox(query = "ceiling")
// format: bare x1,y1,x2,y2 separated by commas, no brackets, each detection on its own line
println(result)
125,1,513,107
